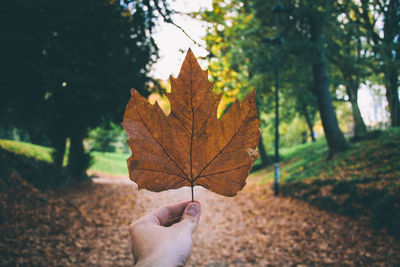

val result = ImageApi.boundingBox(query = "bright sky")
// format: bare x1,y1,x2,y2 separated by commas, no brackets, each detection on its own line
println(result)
150,0,389,125
358,84,389,125
150,0,212,80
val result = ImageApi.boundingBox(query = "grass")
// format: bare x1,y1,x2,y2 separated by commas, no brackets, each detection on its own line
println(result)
253,138,328,184
255,128,400,187
3,131,399,236
2,127,399,181
0,139,53,162
90,151,128,176
0,139,129,176
251,128,400,238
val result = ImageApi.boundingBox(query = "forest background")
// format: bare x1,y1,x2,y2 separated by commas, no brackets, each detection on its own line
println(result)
2,0,398,173
1,0,400,265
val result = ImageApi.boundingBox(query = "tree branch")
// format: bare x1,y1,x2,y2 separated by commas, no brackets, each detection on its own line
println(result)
153,1,201,47
360,0,381,45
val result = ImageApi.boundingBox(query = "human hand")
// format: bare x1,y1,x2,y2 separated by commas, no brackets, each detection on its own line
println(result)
130,201,201,267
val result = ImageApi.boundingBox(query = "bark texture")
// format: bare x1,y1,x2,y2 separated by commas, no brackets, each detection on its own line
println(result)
68,129,90,178
302,105,316,142
345,78,367,138
310,20,349,156
359,0,400,127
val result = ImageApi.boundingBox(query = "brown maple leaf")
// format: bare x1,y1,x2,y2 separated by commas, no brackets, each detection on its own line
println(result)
122,49,260,198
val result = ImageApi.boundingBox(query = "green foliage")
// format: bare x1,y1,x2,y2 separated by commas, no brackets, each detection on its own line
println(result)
0,0,170,176
343,0,400,126
257,128,400,188
259,113,312,150
88,123,128,153
0,139,129,176
198,0,327,156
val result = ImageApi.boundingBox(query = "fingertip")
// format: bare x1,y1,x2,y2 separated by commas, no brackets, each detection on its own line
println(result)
177,201,201,233
184,201,201,216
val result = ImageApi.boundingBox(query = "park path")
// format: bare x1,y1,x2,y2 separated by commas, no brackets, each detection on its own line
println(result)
1,173,399,266
59,174,399,266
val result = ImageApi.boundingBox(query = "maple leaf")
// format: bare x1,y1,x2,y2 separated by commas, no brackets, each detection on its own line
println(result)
122,49,260,198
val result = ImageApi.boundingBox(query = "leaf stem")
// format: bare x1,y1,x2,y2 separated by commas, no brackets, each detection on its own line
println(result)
191,183,194,202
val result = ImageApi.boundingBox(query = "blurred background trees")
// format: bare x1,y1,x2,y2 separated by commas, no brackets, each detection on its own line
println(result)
0,0,170,178
1,0,399,248
0,0,398,178
197,0,399,157
348,0,399,127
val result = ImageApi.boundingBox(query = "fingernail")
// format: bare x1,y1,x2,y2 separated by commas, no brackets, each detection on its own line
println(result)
186,203,200,216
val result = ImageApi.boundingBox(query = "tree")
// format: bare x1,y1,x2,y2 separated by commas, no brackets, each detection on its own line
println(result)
199,0,322,153
328,8,369,138
301,1,350,155
349,0,400,126
0,0,169,177
285,59,318,142
253,0,349,156
200,0,354,156
199,0,273,167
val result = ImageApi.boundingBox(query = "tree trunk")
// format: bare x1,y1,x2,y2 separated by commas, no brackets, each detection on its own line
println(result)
383,0,400,127
345,80,367,137
257,138,269,167
48,131,66,168
68,129,91,179
302,106,316,142
53,137,66,167
350,97,367,137
310,21,349,157
384,66,400,127
357,0,399,126
255,100,270,167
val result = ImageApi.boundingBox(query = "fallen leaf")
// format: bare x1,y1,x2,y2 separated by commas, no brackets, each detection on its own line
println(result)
122,49,260,197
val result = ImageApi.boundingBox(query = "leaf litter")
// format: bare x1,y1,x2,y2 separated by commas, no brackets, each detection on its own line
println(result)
1,173,399,266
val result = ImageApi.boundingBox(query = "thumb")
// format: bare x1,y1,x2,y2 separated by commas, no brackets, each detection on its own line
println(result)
176,201,201,233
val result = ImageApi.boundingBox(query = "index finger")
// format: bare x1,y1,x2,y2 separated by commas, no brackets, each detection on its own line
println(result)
147,201,192,226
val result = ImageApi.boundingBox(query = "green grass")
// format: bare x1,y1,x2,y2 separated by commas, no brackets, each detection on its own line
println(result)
0,139,129,176
255,138,327,184
253,128,400,238
2,128,399,180
257,128,400,188
0,139,54,162
90,151,129,176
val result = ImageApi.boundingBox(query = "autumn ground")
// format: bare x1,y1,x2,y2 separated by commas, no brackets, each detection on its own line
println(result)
1,171,399,267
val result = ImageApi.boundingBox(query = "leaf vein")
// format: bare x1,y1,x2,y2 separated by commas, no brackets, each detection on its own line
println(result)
136,107,189,180
194,107,252,181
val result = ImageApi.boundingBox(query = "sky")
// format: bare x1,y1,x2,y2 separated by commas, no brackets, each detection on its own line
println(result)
150,0,389,126
149,0,212,80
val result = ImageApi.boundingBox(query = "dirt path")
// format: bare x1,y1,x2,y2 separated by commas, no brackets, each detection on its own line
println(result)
56,175,399,266
1,174,399,266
